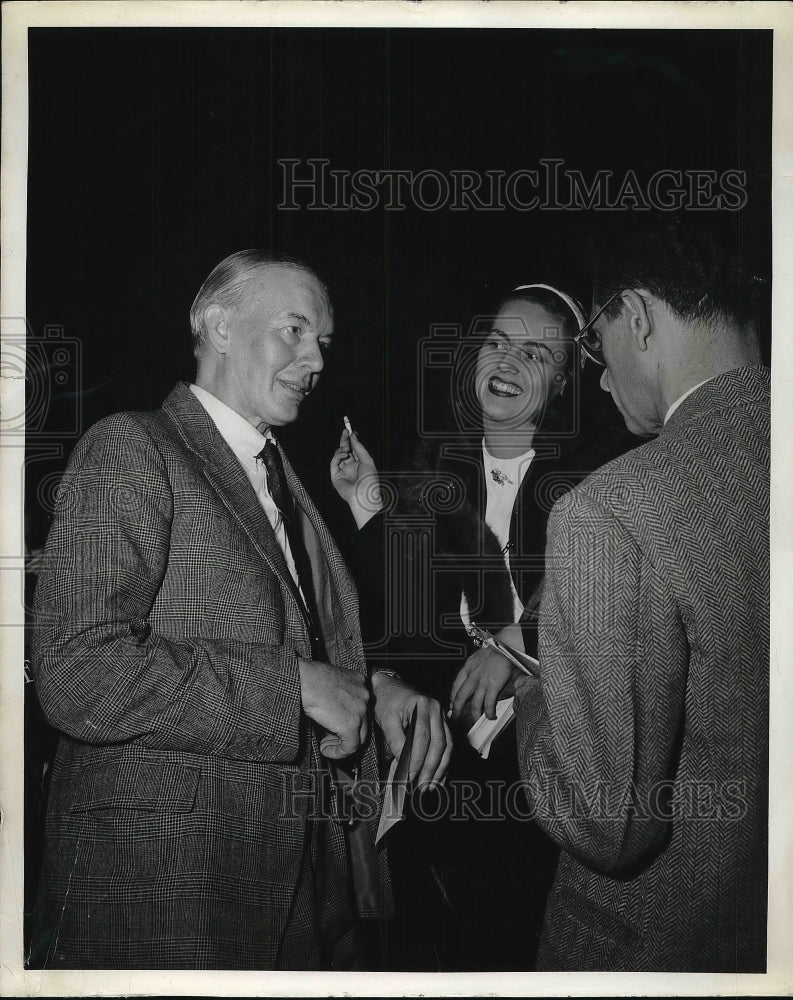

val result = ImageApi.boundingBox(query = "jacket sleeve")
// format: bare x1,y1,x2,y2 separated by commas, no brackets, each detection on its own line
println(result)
32,413,304,763
514,487,688,873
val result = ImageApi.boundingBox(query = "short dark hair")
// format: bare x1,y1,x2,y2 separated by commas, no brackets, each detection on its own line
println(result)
448,284,582,436
592,215,755,330
190,249,332,359
494,286,580,374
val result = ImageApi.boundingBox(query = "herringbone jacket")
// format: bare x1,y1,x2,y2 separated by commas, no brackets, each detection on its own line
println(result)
516,366,769,971
30,382,386,969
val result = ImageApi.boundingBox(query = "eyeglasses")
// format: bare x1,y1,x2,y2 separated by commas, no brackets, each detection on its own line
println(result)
574,288,625,368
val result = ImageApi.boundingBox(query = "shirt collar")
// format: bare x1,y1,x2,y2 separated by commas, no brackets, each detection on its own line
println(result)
190,383,273,471
663,377,713,425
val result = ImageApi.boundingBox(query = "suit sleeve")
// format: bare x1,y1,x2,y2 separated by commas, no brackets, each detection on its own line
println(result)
514,488,688,873
32,414,304,762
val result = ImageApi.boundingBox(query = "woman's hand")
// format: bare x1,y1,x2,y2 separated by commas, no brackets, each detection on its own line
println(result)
450,647,516,722
450,623,527,722
330,427,384,528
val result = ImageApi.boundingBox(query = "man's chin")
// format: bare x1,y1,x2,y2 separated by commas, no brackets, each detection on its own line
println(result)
269,390,308,425
256,402,301,428
621,409,658,439
270,407,301,427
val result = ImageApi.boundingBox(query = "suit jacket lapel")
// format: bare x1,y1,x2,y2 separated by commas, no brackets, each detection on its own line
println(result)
160,383,309,620
280,447,363,669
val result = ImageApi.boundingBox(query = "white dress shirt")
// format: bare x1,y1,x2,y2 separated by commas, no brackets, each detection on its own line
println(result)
664,377,713,424
190,384,302,591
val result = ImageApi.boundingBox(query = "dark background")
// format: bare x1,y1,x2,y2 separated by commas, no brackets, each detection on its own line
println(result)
25,28,772,540
23,25,772,949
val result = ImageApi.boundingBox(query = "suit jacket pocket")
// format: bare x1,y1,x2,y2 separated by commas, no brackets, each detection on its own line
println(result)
69,758,201,813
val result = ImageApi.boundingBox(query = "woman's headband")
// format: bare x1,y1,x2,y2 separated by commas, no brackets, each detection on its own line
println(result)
511,283,586,332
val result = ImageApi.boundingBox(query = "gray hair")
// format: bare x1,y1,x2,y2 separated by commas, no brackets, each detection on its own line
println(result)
190,249,332,359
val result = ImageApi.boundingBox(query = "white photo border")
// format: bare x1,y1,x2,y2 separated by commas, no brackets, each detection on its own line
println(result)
2,2,790,995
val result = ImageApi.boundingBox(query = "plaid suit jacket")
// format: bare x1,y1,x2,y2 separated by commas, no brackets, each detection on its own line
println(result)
30,382,386,969
515,366,769,972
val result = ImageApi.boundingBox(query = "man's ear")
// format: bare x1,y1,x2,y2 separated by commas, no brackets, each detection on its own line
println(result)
622,289,653,353
203,304,231,355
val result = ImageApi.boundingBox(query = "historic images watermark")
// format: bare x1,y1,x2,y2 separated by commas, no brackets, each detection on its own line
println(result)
280,771,752,825
279,158,748,212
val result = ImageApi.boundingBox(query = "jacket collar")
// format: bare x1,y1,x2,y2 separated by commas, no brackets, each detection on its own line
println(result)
664,365,770,430
160,382,309,618
159,382,358,640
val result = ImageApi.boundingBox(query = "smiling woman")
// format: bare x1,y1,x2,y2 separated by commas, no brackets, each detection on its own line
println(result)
474,287,579,455
330,280,635,970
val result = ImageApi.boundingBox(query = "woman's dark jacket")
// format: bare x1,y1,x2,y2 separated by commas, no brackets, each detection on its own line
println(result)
352,412,636,705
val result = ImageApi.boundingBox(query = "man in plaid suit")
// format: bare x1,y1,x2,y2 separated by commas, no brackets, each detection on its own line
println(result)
457,218,769,971
30,250,451,969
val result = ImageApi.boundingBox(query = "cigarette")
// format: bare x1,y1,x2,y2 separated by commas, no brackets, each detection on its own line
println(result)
343,415,353,434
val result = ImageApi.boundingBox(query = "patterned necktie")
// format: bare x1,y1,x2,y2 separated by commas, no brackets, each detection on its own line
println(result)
258,440,293,522
257,440,325,659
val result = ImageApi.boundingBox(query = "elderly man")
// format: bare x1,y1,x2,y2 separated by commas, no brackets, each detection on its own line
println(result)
30,250,450,970
454,218,769,971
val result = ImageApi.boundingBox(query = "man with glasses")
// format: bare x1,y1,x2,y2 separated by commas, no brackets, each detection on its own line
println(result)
503,218,768,970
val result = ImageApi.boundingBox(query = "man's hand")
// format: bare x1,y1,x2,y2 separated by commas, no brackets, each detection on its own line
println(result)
450,623,527,722
371,672,452,790
298,658,369,759
329,428,383,528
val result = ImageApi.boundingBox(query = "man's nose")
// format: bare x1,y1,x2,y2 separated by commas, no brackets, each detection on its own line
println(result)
300,338,325,374
600,368,611,394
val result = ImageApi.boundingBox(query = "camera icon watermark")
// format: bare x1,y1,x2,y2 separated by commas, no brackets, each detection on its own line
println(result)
1,317,83,444
417,318,581,441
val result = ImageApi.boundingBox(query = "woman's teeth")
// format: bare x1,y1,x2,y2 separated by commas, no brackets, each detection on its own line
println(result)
488,376,523,397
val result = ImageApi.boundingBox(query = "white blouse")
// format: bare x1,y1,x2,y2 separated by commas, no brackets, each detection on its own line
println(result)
460,439,535,631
